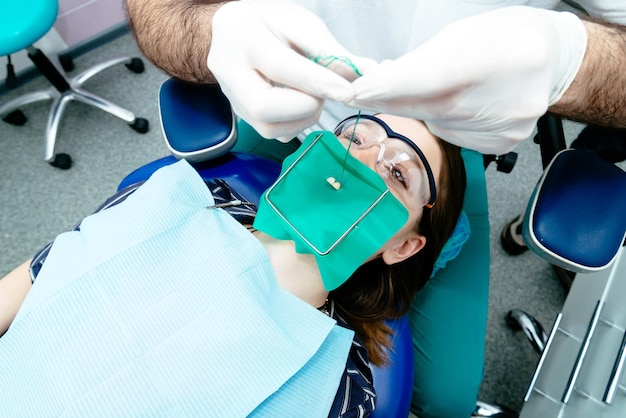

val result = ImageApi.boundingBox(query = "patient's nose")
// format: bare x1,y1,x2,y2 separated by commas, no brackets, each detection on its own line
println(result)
350,143,382,170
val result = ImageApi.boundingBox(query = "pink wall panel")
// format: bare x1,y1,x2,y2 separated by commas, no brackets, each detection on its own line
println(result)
54,0,127,47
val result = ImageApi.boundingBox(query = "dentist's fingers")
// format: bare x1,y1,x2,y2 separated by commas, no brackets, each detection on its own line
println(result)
220,69,324,139
349,6,587,154
208,0,374,139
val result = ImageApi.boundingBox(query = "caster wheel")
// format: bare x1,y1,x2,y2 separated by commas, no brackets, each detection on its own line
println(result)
496,151,518,173
59,55,75,72
125,58,145,74
3,109,27,126
130,117,149,133
49,153,72,170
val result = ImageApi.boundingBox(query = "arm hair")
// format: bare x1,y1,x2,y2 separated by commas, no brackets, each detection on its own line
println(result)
125,0,233,83
550,19,626,127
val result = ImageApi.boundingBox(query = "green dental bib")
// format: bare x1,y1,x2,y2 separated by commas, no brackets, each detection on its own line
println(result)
253,131,409,291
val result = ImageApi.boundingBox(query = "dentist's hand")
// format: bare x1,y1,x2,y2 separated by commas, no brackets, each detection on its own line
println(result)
349,6,587,154
208,0,374,141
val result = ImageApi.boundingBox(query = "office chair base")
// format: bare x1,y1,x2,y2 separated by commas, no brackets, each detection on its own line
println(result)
0,54,149,168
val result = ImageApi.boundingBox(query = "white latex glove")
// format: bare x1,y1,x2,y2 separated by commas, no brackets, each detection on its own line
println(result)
208,0,375,141
349,6,587,154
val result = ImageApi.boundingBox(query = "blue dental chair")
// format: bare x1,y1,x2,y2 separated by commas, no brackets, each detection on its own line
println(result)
119,78,416,418
0,0,149,169
504,115,626,417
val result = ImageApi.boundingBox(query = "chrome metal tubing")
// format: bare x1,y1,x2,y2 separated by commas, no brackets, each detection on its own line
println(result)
524,313,563,402
603,329,626,404
562,300,604,404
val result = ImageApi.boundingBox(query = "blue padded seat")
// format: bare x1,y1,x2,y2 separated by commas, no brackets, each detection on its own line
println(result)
524,149,626,272
0,1,57,56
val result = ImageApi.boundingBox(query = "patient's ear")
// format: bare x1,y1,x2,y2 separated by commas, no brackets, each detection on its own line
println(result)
381,234,426,265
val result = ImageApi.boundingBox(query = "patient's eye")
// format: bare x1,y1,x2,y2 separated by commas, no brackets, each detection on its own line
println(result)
342,126,366,146
387,165,409,189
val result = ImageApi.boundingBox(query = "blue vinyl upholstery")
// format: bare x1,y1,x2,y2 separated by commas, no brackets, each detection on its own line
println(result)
524,149,626,272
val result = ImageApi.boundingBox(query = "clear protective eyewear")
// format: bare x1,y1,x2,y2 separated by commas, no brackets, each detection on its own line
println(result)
333,114,437,209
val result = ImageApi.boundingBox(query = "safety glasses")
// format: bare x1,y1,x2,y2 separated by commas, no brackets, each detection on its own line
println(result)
334,114,437,209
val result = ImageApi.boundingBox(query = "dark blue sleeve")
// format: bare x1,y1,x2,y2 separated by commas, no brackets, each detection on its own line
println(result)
328,307,376,418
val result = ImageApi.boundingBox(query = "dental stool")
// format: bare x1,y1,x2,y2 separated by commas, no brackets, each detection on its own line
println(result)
119,78,415,418
507,145,626,416
0,0,149,169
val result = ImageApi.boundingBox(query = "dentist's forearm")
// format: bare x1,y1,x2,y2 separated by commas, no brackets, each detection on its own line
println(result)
125,0,233,83
550,19,626,127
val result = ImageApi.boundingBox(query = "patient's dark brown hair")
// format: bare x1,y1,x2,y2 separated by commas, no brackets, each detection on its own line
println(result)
331,139,467,366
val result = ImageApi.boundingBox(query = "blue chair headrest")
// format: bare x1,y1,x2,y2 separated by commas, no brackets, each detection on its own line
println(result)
159,79,237,162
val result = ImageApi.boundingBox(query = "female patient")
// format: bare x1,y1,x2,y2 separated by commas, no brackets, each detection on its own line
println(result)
0,114,465,417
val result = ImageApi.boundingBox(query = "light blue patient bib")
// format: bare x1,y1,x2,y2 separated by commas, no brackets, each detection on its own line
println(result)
0,160,353,417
